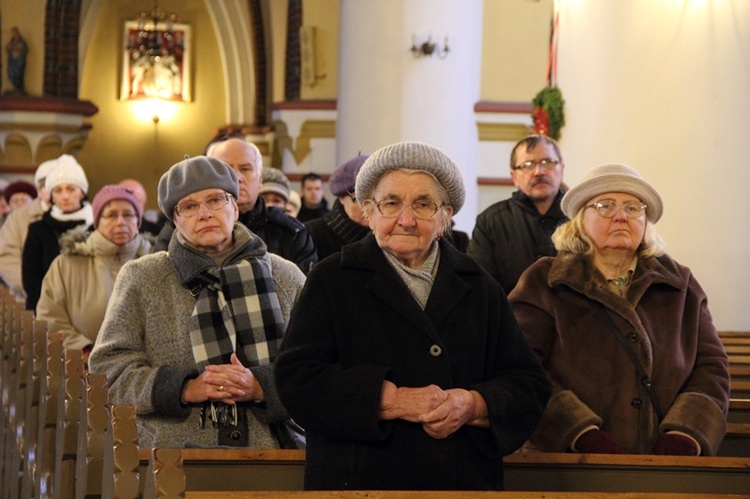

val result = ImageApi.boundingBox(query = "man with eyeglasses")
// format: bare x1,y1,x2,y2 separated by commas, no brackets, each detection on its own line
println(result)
90,156,306,450
468,134,569,294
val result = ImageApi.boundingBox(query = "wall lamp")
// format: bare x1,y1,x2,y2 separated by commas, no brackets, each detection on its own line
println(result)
410,35,449,59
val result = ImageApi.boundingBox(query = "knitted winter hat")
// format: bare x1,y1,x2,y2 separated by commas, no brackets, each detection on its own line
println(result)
355,142,465,213
562,163,663,223
287,190,301,212
3,180,37,203
329,154,369,197
44,155,89,194
92,185,142,229
158,156,239,221
259,168,291,202
34,158,59,187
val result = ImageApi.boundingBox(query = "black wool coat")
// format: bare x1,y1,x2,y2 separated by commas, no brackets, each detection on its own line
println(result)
275,235,551,490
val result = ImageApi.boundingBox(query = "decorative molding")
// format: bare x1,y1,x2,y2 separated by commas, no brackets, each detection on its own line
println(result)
291,120,335,164
474,101,533,114
477,122,531,142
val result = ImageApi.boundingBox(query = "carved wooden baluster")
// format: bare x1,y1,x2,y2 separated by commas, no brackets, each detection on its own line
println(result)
24,319,48,498
37,333,64,499
55,348,84,498
112,405,140,499
78,372,109,498
151,448,186,498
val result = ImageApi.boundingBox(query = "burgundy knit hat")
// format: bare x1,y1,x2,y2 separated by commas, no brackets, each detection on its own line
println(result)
92,185,142,229
3,180,37,203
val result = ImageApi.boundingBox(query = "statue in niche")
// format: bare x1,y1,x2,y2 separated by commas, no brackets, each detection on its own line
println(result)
5,27,28,94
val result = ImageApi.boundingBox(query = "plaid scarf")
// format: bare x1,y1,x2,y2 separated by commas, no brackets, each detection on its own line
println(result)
169,225,285,372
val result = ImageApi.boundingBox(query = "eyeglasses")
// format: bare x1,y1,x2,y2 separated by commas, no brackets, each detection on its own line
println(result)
371,198,444,219
100,212,138,223
587,200,647,219
512,158,560,172
174,192,232,218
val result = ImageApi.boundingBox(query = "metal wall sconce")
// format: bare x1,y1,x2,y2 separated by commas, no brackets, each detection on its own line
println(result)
410,35,449,59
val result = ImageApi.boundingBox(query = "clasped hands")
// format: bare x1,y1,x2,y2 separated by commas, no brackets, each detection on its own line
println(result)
378,381,488,439
181,353,264,405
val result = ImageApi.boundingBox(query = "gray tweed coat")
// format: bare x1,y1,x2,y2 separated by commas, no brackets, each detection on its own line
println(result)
90,224,305,448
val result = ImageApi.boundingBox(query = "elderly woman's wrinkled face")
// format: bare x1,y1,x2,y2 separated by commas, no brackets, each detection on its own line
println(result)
51,183,85,213
9,192,33,211
582,192,646,255
365,170,452,269
173,188,239,254
97,200,140,246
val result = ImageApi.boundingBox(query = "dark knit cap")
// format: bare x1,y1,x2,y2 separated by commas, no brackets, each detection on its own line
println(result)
92,185,142,229
355,141,465,213
329,154,369,197
3,180,37,203
158,156,239,221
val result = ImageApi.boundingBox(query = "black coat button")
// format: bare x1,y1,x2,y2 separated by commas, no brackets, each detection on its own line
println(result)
429,345,442,357
631,398,643,409
629,333,639,342
230,430,241,440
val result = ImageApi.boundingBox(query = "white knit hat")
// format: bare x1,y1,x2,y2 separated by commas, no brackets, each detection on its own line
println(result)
44,155,89,194
355,141,465,213
562,163,663,223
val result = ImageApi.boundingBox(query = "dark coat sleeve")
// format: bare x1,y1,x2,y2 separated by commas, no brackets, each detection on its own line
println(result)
22,221,46,311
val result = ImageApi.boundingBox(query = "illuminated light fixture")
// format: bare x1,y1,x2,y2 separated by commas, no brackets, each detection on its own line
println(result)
410,35,450,59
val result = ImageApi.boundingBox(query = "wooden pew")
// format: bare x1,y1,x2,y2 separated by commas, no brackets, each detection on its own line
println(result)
132,448,750,495
75,372,110,499
36,332,65,498
21,319,49,499
184,493,745,499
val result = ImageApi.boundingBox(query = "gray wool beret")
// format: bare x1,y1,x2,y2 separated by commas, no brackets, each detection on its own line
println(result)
329,154,369,197
158,156,239,221
562,163,663,223
355,141,465,213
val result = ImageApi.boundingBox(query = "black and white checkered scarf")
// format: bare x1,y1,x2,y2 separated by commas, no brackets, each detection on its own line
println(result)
169,224,285,372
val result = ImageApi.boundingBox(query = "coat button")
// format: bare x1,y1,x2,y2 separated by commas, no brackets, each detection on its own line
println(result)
230,430,241,440
429,344,442,357
631,398,643,409
629,333,639,342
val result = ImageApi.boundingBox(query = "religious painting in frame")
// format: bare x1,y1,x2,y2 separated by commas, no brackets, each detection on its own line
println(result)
120,20,192,101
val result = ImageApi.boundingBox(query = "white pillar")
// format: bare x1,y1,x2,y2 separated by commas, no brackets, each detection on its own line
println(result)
336,0,483,231
557,0,750,330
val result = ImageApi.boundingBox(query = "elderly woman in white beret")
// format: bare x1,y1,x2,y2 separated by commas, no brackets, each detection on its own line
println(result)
275,141,550,491
36,185,151,363
90,156,306,449
510,164,730,456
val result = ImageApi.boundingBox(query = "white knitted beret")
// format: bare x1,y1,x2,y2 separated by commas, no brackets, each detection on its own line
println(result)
44,155,89,194
561,163,663,223
355,141,465,213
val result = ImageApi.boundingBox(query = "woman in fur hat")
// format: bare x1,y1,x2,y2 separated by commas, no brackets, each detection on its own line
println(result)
36,185,151,364
275,141,550,491
509,163,729,456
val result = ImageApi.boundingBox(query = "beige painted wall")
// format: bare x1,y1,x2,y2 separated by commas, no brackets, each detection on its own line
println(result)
77,0,226,208
299,0,339,100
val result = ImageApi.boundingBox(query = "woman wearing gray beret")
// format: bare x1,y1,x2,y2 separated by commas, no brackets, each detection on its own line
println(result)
509,164,729,456
90,156,306,449
275,141,550,490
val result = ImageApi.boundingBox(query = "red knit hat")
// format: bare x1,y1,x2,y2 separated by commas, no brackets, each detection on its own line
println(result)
3,180,37,204
92,185,142,229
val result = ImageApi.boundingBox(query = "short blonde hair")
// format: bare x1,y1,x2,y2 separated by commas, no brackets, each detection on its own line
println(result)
552,207,666,258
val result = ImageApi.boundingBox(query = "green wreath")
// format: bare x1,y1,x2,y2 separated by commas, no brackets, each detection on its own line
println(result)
532,86,565,140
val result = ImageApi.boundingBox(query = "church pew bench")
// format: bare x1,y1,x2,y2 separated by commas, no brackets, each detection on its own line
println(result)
133,448,750,495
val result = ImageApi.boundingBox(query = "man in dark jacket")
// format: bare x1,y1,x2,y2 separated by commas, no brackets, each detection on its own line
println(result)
467,135,568,294
153,138,317,274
